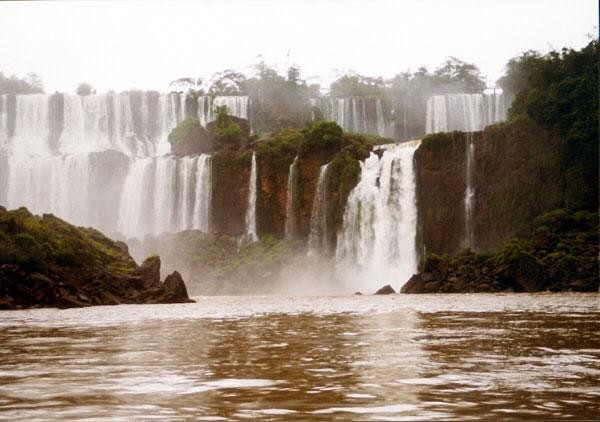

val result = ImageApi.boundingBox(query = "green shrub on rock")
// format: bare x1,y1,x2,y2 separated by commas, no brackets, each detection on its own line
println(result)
168,117,214,156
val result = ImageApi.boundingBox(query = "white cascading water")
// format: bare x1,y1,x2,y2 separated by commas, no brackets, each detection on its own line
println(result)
310,97,387,137
336,141,420,292
307,163,330,256
116,154,212,239
0,92,215,239
7,154,92,227
425,92,505,134
464,133,475,249
284,156,299,239
241,153,258,244
197,96,251,130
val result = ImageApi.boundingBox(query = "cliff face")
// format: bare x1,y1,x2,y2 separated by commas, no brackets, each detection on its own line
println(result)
472,118,565,252
415,118,566,257
256,150,295,238
211,150,251,235
296,152,323,239
415,131,469,257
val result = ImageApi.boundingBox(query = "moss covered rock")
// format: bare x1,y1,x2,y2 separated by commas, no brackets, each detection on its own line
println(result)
168,117,214,156
0,207,194,309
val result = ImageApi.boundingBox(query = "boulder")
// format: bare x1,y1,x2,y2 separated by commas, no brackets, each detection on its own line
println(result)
423,280,441,292
163,271,193,302
136,256,161,289
400,274,423,294
421,272,435,282
375,284,395,295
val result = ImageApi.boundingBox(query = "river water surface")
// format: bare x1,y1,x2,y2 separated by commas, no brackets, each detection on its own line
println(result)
0,293,599,420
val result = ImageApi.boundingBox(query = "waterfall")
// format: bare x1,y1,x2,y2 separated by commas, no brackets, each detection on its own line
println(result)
336,141,420,291
197,96,251,130
425,92,506,134
284,156,299,239
0,92,214,237
192,155,213,233
311,97,387,137
6,153,92,227
0,92,183,158
307,163,330,256
465,134,475,249
241,153,258,244
116,154,213,239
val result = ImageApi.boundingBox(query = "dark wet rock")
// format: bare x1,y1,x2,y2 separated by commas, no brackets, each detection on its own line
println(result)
402,209,598,294
421,272,434,282
163,271,193,303
136,256,161,290
375,285,395,295
0,207,194,310
115,241,129,254
400,274,423,294
423,281,441,292
415,119,565,256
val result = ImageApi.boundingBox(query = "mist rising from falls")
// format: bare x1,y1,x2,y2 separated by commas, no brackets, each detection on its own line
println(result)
310,98,389,137
241,153,258,245
307,163,330,257
425,92,505,134
336,141,420,292
284,156,299,239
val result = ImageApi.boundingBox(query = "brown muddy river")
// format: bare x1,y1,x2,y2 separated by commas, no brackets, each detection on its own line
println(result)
0,293,599,420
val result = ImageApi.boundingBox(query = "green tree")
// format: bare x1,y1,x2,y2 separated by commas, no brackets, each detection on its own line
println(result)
0,71,44,95
213,105,243,145
76,82,93,96
208,70,246,95
329,72,385,97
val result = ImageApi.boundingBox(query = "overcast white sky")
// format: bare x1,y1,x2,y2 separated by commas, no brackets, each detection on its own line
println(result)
0,0,596,93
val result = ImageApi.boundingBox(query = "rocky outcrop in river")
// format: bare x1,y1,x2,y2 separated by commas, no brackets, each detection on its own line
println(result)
0,207,193,309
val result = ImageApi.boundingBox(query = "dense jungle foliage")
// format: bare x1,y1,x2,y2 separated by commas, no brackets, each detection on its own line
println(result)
498,40,598,210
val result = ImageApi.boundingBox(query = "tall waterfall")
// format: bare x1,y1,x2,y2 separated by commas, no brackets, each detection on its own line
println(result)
336,141,420,291
197,96,251,129
0,92,213,238
284,156,299,239
241,153,258,244
116,154,212,239
425,92,505,133
310,97,388,137
307,163,330,256
464,134,475,248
